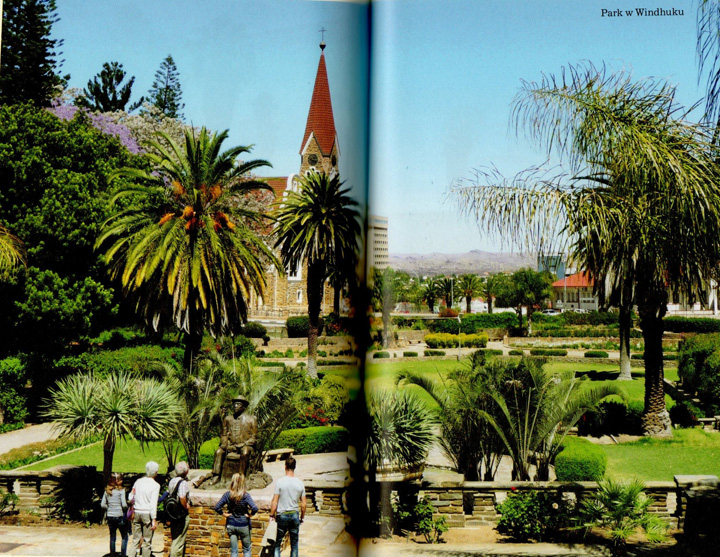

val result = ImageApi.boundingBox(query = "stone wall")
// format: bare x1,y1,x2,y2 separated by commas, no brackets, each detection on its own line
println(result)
163,480,349,556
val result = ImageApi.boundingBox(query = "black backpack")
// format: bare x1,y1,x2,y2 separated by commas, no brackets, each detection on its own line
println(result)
165,479,188,521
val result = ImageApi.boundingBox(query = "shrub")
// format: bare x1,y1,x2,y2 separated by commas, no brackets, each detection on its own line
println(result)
373,351,391,359
555,437,607,481
424,350,446,357
497,489,573,542
284,348,294,358
55,345,182,377
529,348,568,356
197,438,218,469
665,316,720,334
240,322,267,338
414,496,448,543
403,351,418,357
258,361,286,370
585,350,609,358
316,359,348,366
670,401,704,427
631,353,644,359
678,333,720,409
438,307,459,318
478,348,503,357
424,332,488,349
578,401,628,436
508,349,524,356
0,358,27,426
286,316,325,338
272,426,349,454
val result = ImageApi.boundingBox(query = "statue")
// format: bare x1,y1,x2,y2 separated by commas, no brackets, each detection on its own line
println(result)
211,395,257,485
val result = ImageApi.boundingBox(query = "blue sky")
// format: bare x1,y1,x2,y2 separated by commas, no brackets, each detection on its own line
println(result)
52,0,703,255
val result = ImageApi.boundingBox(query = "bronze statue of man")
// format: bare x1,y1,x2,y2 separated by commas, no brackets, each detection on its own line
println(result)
211,395,258,484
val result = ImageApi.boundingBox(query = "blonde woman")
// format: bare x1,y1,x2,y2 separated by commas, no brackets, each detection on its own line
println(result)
214,474,258,557
101,472,128,557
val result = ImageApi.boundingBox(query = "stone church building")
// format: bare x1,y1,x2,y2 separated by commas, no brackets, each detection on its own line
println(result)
247,41,340,320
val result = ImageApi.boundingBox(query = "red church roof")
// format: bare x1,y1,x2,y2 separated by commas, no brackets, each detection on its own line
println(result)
552,271,594,288
265,177,288,199
301,47,337,155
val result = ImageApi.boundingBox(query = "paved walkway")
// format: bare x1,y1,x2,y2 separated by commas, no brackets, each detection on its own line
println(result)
0,424,60,457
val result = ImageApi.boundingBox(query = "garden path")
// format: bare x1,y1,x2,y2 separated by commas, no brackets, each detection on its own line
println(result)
0,423,60,456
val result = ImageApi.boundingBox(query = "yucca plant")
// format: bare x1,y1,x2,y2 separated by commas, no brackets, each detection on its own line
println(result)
96,127,280,371
0,224,24,273
43,372,180,480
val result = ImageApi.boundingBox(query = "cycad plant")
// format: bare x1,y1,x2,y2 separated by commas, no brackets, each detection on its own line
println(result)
488,358,621,481
96,127,279,371
579,478,668,547
43,372,180,480
398,351,506,481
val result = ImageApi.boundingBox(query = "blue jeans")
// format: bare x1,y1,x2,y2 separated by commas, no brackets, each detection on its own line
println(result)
274,512,300,557
227,524,251,557
107,515,128,557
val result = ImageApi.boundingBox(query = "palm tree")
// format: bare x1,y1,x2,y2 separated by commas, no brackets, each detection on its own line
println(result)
43,372,180,481
457,273,482,314
96,127,279,371
437,276,455,309
478,273,501,314
0,224,24,272
421,278,440,313
371,267,401,349
453,64,720,436
273,171,361,377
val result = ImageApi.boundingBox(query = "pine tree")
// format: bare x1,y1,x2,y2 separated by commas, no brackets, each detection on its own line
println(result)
146,55,184,119
75,61,143,113
0,0,67,106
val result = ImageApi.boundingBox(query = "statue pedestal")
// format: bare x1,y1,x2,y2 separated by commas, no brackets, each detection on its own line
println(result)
221,453,244,483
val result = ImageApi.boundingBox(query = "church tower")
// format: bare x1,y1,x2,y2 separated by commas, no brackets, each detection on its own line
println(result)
298,40,339,178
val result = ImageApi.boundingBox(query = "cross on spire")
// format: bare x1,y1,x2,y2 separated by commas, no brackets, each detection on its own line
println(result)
319,27,327,50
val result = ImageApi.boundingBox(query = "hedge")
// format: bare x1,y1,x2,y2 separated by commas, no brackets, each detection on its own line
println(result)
584,350,609,358
508,349,524,356
286,316,325,338
428,312,518,334
424,332,488,349
555,437,607,481
665,316,720,334
679,333,720,413
373,351,391,359
403,351,418,357
529,348,568,356
424,349,446,357
531,310,620,326
317,359,349,366
240,322,267,338
272,426,349,455
478,348,503,357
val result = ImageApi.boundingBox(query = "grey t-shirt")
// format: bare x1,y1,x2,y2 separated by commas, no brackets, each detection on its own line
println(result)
274,476,305,514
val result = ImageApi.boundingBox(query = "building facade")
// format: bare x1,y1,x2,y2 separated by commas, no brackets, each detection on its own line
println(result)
367,215,389,271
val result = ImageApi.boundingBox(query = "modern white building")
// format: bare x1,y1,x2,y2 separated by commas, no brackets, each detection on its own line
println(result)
368,215,389,271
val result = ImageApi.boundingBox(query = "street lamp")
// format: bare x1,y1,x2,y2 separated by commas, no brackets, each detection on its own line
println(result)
457,314,462,361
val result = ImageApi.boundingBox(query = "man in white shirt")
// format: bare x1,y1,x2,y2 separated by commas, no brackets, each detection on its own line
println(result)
270,456,306,557
168,461,192,557
128,461,160,557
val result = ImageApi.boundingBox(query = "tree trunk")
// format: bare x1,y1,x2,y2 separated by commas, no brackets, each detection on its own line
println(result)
488,298,493,314
638,283,672,438
183,329,203,372
617,303,633,381
333,284,341,315
103,435,116,483
516,306,523,328
465,297,472,314
306,263,325,378
381,308,390,349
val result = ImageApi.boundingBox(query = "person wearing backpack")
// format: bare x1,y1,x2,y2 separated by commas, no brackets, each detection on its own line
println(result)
214,473,258,557
167,461,192,557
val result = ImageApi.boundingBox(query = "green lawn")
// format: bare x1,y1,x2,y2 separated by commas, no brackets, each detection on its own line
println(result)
22,439,170,473
603,428,720,481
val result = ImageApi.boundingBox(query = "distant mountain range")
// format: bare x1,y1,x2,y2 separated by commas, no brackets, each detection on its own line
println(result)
388,250,536,277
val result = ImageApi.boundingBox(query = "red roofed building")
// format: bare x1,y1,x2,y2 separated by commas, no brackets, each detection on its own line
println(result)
551,272,599,311
248,42,339,319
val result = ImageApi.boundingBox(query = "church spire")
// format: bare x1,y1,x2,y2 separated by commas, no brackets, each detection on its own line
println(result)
300,41,338,172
